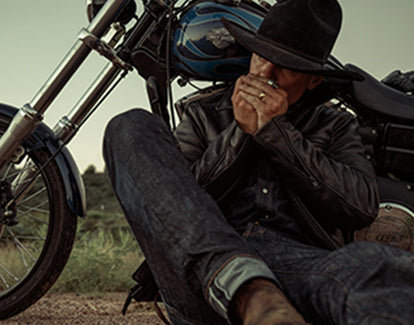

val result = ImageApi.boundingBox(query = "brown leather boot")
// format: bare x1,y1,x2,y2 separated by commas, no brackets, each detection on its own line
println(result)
231,278,309,325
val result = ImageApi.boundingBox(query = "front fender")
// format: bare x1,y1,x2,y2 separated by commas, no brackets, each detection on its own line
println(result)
0,103,87,217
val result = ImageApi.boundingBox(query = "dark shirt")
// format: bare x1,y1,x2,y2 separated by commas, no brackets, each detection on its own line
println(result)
220,151,304,238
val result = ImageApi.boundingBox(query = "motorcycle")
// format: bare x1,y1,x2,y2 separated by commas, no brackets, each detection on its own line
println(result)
0,0,413,319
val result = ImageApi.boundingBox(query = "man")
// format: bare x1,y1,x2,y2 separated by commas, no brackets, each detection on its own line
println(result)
103,0,414,324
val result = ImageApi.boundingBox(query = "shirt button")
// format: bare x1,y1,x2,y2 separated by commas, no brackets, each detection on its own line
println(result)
264,214,270,219
262,188,269,194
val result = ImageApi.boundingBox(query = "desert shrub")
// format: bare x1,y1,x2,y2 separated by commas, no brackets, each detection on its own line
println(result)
51,227,143,293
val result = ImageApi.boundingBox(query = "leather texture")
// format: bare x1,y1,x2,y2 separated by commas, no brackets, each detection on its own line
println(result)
174,85,379,248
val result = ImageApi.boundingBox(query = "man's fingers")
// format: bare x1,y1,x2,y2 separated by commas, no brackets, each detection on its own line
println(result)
240,89,288,119
239,81,266,99
244,74,274,90
233,91,255,111
240,75,286,101
239,91,263,108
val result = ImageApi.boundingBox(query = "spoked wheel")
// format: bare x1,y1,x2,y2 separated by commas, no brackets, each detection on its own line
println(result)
0,114,77,319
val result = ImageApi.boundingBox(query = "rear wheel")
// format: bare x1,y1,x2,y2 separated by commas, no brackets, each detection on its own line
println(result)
0,114,77,319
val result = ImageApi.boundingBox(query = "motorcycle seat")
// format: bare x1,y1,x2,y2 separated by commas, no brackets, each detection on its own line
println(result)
345,64,414,123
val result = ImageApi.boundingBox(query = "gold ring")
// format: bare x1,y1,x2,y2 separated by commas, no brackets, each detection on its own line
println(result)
267,79,279,89
259,92,266,100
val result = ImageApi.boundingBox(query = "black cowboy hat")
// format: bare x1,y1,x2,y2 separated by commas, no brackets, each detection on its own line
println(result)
222,0,364,81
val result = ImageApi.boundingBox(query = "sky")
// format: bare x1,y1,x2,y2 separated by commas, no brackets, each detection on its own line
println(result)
0,0,413,172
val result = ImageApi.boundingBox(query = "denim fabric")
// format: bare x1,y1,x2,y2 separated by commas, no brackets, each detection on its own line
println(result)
103,109,277,324
207,255,278,320
243,222,414,325
103,109,414,325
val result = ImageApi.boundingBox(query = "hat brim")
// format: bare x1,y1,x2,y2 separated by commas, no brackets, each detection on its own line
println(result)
222,18,364,81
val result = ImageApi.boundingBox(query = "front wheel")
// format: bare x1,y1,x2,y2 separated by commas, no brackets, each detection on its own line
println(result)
0,114,77,319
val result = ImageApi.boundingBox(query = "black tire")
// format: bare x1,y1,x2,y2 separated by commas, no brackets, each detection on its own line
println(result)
0,114,77,319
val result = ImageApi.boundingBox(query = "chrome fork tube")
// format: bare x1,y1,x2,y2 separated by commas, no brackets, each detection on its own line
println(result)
54,62,123,142
9,60,124,208
0,0,127,170
31,0,127,114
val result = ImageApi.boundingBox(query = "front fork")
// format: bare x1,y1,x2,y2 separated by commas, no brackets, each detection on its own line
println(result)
0,0,130,221
0,0,128,171
0,0,170,224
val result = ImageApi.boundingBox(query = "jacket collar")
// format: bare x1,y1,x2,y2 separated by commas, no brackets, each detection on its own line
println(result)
215,85,235,111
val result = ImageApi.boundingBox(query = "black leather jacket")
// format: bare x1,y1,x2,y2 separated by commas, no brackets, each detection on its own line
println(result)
174,84,379,249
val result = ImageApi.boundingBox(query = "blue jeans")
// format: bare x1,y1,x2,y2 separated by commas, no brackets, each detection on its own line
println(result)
103,109,414,325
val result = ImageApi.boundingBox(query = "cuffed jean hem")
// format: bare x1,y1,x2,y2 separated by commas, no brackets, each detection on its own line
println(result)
206,255,278,322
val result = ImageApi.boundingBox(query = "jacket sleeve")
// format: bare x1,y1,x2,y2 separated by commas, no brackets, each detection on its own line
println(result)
253,108,379,231
174,103,254,201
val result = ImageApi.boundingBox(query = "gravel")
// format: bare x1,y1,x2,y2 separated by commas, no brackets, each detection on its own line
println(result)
3,292,166,325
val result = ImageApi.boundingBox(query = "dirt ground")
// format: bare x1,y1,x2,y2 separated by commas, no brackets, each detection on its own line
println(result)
3,292,166,325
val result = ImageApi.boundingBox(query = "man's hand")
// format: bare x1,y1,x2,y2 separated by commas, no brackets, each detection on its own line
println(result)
232,74,288,134
232,75,259,134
